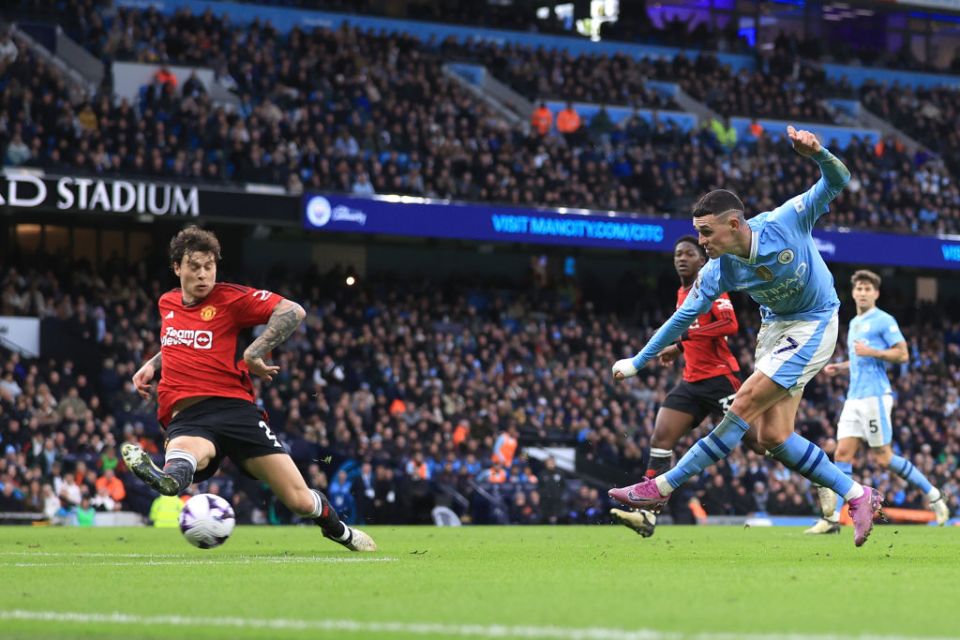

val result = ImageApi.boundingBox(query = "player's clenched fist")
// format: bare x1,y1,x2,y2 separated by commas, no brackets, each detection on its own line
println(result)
786,125,821,156
612,358,638,380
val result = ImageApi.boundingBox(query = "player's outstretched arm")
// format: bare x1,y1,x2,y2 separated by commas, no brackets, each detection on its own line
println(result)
613,294,714,380
132,352,161,399
785,125,850,230
243,299,307,382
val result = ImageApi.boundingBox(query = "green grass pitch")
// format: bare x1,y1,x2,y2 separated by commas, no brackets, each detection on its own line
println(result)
1,525,957,639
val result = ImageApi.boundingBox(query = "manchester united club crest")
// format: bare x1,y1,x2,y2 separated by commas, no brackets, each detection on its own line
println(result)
200,305,217,321
756,266,774,282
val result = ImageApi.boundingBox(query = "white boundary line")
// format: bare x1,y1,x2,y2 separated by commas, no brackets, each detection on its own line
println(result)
0,610,952,640
0,551,393,559
10,557,396,567
0,551,396,566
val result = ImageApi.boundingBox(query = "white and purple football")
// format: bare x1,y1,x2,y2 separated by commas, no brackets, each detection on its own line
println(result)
179,493,236,549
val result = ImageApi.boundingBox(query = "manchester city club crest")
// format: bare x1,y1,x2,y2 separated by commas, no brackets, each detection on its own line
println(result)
777,249,795,264
756,266,774,281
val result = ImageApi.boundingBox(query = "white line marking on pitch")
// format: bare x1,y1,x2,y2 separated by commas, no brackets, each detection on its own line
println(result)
0,610,952,640
0,551,394,559
11,557,394,567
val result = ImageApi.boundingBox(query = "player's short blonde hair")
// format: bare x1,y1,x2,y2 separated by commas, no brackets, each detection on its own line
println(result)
851,269,881,290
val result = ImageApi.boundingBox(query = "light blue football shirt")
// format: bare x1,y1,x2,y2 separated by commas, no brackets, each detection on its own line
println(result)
847,307,905,399
631,148,849,370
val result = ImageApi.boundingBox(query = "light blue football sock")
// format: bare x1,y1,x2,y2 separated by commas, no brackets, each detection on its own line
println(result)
770,434,860,500
889,455,934,494
832,461,853,516
661,411,750,491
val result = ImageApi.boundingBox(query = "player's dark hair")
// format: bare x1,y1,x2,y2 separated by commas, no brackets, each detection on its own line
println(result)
851,269,881,290
169,226,221,266
674,235,707,260
692,189,744,218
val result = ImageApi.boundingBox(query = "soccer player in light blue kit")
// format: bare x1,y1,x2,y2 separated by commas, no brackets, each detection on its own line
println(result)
806,269,949,533
608,126,883,547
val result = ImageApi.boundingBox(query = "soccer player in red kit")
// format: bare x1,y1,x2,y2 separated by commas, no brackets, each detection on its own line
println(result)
121,226,375,551
611,235,760,537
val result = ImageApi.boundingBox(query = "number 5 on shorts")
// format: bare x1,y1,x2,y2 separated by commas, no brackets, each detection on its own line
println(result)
869,419,878,434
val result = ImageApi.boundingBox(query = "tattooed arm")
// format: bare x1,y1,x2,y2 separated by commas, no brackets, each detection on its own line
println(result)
133,352,161,399
243,299,306,382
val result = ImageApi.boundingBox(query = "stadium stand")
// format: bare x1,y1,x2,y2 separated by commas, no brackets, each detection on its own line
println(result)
2,1,960,529
1,252,958,525
2,7,959,233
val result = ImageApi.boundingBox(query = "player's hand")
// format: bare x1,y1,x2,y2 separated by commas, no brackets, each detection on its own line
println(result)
245,356,281,382
853,340,874,357
823,364,840,376
132,362,157,400
612,358,638,381
786,125,821,156
658,344,681,365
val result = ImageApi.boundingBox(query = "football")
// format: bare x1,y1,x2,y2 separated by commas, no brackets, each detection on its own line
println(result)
179,493,236,549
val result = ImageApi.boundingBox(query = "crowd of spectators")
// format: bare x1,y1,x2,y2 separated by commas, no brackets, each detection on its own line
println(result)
4,23,959,234
858,82,960,178
1,251,958,528
4,4,960,234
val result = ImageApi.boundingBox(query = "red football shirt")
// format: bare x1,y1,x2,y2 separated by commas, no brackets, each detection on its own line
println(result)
155,283,282,426
676,285,741,384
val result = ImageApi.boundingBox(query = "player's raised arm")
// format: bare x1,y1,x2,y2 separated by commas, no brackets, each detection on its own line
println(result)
613,262,724,379
785,125,851,233
243,298,307,382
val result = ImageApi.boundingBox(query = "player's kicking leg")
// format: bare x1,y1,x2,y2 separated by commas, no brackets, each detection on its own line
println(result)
610,373,882,546
611,407,697,537
243,453,377,551
122,436,215,496
806,437,857,535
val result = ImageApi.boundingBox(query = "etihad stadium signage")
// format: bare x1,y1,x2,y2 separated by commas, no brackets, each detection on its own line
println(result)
303,192,960,271
1,172,198,216
0,170,299,223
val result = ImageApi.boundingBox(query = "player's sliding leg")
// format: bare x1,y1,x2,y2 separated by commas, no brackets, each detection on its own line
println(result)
243,453,377,551
875,446,950,526
121,436,213,496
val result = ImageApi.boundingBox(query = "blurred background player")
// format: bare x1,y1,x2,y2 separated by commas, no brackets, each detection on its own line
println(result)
807,270,949,533
120,226,376,551
609,127,884,548
612,235,759,536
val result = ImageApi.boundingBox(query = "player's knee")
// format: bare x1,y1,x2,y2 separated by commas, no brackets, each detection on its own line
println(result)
729,391,761,424
871,448,893,467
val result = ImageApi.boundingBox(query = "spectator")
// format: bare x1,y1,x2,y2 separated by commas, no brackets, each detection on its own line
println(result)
531,102,553,136
149,494,184,527
74,496,96,526
95,468,126,503
556,102,582,145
